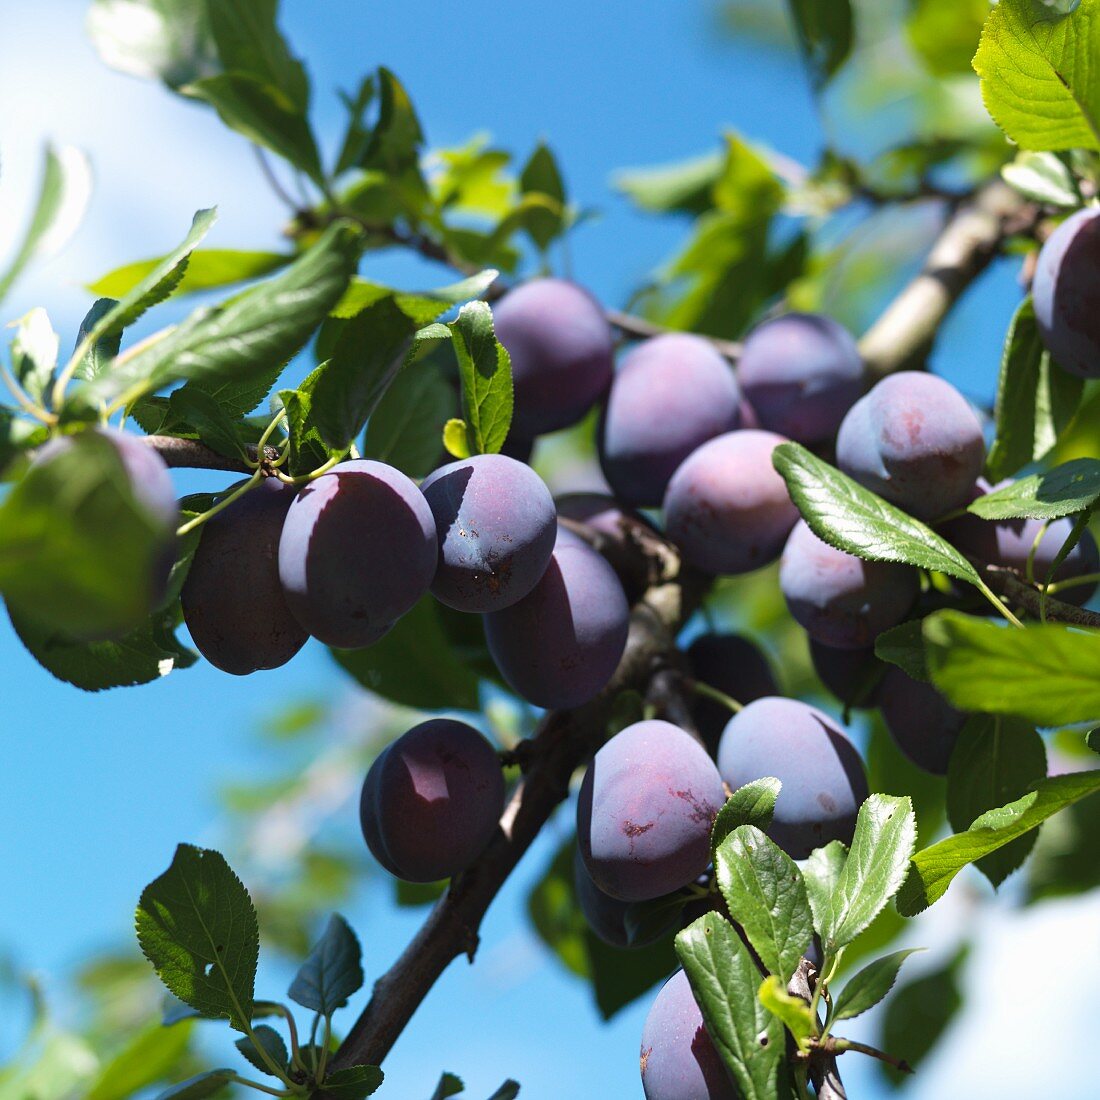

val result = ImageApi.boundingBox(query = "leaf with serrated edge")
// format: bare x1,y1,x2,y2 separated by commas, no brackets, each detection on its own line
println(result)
150,1069,235,1099
675,913,784,1100
832,948,923,1021
135,844,259,1031
821,795,916,951
430,1072,464,1100
968,458,1100,520
715,825,813,983
486,1082,521,1100
924,611,1100,726
758,975,816,1048
288,913,363,1015
319,1064,385,1099
1001,152,1080,208
874,620,928,681
974,0,1100,152
772,442,979,583
450,301,513,455
946,715,1047,887
897,770,1100,915
801,841,847,939
711,778,780,858
235,1024,287,1077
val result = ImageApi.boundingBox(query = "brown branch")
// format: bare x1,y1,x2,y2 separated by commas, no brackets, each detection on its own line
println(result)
982,565,1100,630
788,957,846,1100
332,545,709,1071
141,434,279,473
858,181,1039,380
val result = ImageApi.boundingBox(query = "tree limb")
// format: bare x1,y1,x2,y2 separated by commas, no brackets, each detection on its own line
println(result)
332,544,709,1070
141,434,279,472
858,181,1039,380
983,565,1100,630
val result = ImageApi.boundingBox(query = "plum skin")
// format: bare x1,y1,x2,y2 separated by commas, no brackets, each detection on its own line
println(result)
577,720,726,902
420,453,557,613
779,520,919,649
878,667,966,775
278,460,437,649
663,429,799,576
359,719,505,882
1033,206,1100,379
181,478,307,675
484,526,629,709
835,371,985,520
599,333,742,507
810,639,884,708
686,633,779,753
492,278,615,437
716,697,868,859
640,969,737,1100
737,312,862,444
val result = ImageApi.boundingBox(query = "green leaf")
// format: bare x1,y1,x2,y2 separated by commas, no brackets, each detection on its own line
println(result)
442,417,471,459
832,948,922,1022
87,0,218,88
880,945,967,1074
166,386,249,461
89,208,218,345
334,75,376,176
235,1025,288,1077
73,299,123,383
486,1083,520,1100
1001,151,1081,207
986,299,1084,482
135,844,259,1031
873,620,928,682
897,770,1100,915
0,143,92,305
330,269,498,323
88,250,291,299
288,914,363,1016
318,1065,384,1099
908,0,989,76
675,912,785,1100
757,974,816,1049
9,307,59,407
947,715,1048,886
715,826,813,983
786,0,854,90
8,603,196,692
183,73,322,184
362,360,451,478
0,412,47,477
974,0,1100,152
968,458,1100,520
331,595,481,710
430,1073,464,1100
84,1019,194,1100
801,841,847,939
518,142,567,250
613,149,725,215
205,0,309,111
772,442,980,585
307,301,425,452
710,778,781,858
80,222,360,409
923,610,1100,726
0,431,171,638
820,795,916,952
450,301,513,456
150,1070,235,1099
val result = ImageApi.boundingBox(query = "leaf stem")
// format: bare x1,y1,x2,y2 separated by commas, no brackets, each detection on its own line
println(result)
687,679,743,715
974,576,1024,627
227,1072,295,1097
315,1014,333,1082
177,469,263,537
826,1036,913,1074
256,1001,305,1073
1046,570,1100,595
1,363,54,424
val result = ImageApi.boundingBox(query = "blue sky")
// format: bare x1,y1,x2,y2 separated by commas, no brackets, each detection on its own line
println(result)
1,2,1098,1098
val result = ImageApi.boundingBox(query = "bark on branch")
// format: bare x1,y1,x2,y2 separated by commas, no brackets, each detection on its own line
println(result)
331,544,709,1070
858,181,1038,380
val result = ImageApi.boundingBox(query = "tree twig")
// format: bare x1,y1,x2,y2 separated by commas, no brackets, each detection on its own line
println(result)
331,542,709,1070
858,180,1039,380
141,434,280,473
982,565,1100,630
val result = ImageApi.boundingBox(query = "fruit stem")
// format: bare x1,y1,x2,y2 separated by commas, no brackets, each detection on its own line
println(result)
687,679,743,714
177,469,264,537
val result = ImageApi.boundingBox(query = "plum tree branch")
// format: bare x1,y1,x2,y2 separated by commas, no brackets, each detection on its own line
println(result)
858,181,1039,380
331,540,710,1071
982,565,1100,629
141,434,280,472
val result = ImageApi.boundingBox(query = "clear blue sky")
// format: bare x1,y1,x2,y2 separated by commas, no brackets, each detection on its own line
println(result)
1,2,1095,1098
